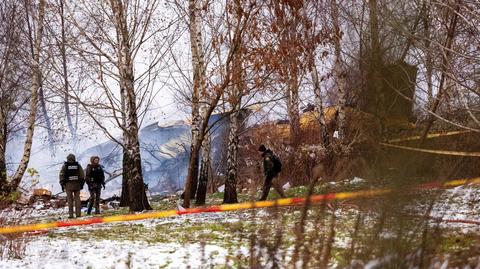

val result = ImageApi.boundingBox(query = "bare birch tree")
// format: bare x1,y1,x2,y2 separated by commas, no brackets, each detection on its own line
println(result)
185,0,207,201
0,1,31,194
62,0,173,211
330,0,347,141
9,0,46,192
182,0,259,208
223,0,247,204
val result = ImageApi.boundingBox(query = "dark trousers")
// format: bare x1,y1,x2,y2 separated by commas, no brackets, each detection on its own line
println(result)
87,187,101,214
66,189,81,218
259,173,286,201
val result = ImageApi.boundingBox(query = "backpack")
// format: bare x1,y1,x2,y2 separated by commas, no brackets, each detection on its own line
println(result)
272,154,282,173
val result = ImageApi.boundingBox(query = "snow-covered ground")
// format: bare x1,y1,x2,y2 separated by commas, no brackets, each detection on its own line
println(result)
0,237,244,269
0,208,251,269
1,182,480,268
430,184,480,232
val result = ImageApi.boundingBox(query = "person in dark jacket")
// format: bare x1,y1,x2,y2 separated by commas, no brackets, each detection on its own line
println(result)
85,156,105,214
59,154,85,218
258,145,286,201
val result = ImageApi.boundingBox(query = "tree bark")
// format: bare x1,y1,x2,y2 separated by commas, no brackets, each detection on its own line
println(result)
119,145,131,207
25,0,53,156
119,83,131,207
0,2,20,194
184,142,201,207
0,110,7,193
126,138,151,211
331,0,347,141
223,103,240,204
368,0,384,125
195,135,211,205
223,0,244,204
183,94,224,208
9,0,46,191
110,0,151,211
287,80,301,145
184,0,207,204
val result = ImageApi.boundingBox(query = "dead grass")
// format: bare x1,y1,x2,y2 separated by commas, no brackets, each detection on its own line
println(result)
0,209,32,260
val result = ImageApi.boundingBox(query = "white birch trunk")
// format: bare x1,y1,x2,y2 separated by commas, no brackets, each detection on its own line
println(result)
0,109,7,190
10,0,46,189
184,0,207,206
223,0,244,204
224,98,241,204
331,0,347,141
188,0,205,148
110,0,151,211
287,80,301,144
195,134,211,205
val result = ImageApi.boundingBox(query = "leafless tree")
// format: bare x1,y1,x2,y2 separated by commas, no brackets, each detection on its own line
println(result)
60,0,176,211
181,0,261,208
8,0,46,193
0,1,31,194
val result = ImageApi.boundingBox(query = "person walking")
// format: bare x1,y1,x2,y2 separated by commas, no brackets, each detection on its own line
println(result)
59,154,85,219
85,156,105,215
258,145,286,201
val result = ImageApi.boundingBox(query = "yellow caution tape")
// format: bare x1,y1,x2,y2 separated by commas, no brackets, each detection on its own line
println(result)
380,142,480,157
1,177,480,235
387,130,472,143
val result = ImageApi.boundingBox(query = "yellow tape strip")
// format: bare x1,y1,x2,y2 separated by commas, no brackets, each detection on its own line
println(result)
387,130,472,143
102,210,179,223
380,142,480,157
443,177,480,187
1,177,480,235
0,222,58,234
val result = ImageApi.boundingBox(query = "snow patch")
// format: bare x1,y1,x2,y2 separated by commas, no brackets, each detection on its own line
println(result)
0,237,247,269
429,185,480,232
350,177,365,184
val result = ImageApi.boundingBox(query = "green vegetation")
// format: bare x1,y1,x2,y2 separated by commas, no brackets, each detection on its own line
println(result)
0,191,21,203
